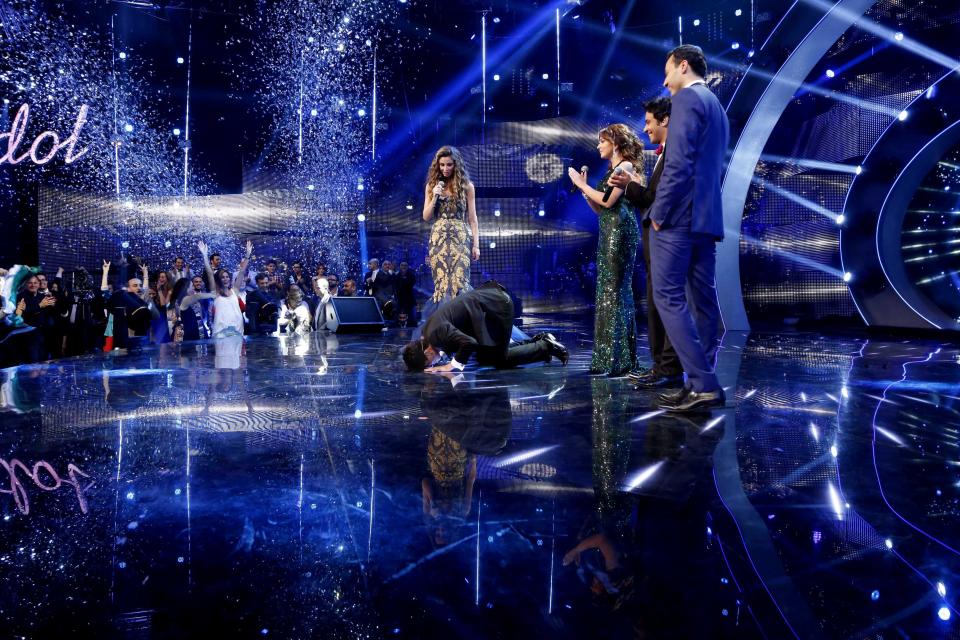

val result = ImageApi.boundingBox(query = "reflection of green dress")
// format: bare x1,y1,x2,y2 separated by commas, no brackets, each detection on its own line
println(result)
591,167,639,374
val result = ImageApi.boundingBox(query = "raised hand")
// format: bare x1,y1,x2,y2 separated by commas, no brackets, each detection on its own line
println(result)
245,239,253,257
197,241,209,257
102,259,111,272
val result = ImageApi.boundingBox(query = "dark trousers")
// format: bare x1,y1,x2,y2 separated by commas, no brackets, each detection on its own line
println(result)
641,222,682,376
476,339,551,369
650,227,721,393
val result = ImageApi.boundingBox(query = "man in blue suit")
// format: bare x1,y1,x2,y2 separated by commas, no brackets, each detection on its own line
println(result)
647,45,729,412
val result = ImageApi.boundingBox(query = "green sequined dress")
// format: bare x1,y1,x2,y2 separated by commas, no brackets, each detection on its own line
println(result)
591,167,639,374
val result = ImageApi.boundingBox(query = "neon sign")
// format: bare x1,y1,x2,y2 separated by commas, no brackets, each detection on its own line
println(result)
0,102,90,166
0,457,93,515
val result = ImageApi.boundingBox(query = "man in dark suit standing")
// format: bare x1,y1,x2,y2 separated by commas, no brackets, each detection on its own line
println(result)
402,281,568,372
394,261,417,327
646,45,728,412
609,97,684,390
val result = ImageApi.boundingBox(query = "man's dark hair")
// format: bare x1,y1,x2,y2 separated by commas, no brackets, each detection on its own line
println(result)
667,44,707,78
266,259,277,266
255,273,267,283
292,260,302,268
402,340,428,372
643,96,672,123
210,252,221,260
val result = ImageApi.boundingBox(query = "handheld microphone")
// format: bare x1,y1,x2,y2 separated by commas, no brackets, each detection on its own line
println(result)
569,165,588,193
602,161,634,202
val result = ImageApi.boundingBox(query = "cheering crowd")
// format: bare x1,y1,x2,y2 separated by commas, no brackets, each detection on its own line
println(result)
0,242,420,367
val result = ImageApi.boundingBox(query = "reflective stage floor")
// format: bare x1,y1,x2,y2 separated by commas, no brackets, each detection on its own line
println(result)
2,316,959,639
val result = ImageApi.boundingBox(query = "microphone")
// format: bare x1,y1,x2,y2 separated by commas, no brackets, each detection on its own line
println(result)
569,165,588,193
602,161,634,202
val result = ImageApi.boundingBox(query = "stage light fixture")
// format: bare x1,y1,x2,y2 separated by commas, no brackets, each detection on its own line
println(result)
938,582,947,597
124,123,134,132
405,201,414,210
731,42,740,50
836,214,845,225
735,9,742,16
121,241,130,248
843,272,852,282
337,99,345,106
693,19,700,26
358,108,366,116
494,209,501,217
310,108,318,116
855,165,863,175
343,16,350,24
542,73,549,79
489,242,496,249
336,43,345,52
825,69,835,78
885,539,893,549
307,36,314,43
898,110,909,121
164,241,172,248
939,608,951,621
539,102,548,108
747,50,755,58
119,52,127,60
538,209,546,217
357,214,366,222
871,590,880,601
307,184,315,191
492,16,500,23
173,128,181,136
357,183,364,191
493,74,500,81
176,56,184,64
894,32,904,41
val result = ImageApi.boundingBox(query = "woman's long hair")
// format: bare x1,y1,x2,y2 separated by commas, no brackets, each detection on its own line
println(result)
599,124,645,171
425,146,471,205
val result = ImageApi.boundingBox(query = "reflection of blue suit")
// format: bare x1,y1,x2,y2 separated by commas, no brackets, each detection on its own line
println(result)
648,83,729,392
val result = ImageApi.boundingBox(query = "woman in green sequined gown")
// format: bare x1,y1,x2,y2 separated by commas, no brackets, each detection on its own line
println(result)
423,146,480,304
568,124,644,377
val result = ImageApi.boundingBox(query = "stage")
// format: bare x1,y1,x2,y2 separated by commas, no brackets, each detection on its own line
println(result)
1,316,958,638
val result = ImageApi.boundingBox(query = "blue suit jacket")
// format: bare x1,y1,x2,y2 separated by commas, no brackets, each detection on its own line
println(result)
648,83,729,240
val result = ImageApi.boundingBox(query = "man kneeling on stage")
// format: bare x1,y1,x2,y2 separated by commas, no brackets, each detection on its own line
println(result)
402,281,568,372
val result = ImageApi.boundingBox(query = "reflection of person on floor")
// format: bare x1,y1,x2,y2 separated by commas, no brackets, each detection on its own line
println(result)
422,427,477,548
402,281,567,372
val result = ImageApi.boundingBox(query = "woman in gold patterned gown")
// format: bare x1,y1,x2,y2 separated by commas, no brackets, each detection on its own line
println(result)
422,146,480,303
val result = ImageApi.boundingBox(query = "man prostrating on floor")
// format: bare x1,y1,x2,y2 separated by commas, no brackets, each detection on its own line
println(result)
402,281,568,372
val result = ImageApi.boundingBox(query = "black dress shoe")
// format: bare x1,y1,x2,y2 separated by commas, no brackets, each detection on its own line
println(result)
627,366,655,380
634,373,684,389
531,332,555,342
542,334,569,365
657,386,690,406
663,389,726,412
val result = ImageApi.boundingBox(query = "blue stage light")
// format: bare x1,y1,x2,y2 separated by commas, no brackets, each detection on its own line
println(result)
542,73,549,80
871,590,880,601
843,272,853,282
343,16,350,24
494,209,501,216
826,69,835,78
538,209,545,216
173,128,181,136
493,74,500,81
124,123,134,132
836,214,846,225
735,9,742,16
885,539,893,549
357,214,366,222
894,32,904,41
939,607,951,621
121,241,130,248
693,19,700,26
176,57,184,64
489,242,496,249
938,582,947,597
119,52,127,60
898,110,909,121
731,42,740,50
357,108,366,116
310,108,318,116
